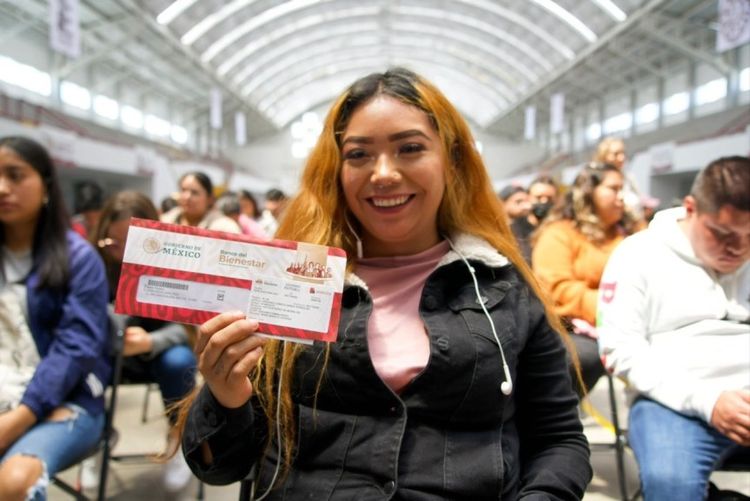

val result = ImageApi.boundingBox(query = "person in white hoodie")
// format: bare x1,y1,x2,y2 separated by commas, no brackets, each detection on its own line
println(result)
597,155,750,500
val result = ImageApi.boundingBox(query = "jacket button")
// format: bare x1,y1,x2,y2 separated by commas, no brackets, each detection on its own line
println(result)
383,480,395,494
436,336,449,351
423,296,438,310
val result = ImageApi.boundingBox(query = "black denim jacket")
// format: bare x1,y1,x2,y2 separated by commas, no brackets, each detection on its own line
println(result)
182,235,592,500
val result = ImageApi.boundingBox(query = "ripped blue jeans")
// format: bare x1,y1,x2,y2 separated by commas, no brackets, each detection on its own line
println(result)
0,403,104,501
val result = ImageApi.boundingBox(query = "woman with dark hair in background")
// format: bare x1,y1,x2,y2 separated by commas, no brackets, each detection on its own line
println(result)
533,162,639,393
92,190,197,491
217,191,269,241
161,171,240,234
175,68,591,500
238,189,262,220
0,136,110,501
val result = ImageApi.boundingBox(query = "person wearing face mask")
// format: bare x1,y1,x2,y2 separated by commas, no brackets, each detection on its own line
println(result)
532,163,640,394
510,175,559,264
597,156,750,501
173,68,591,500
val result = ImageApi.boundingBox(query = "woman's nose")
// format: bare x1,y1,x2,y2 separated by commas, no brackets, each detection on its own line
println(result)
371,155,400,185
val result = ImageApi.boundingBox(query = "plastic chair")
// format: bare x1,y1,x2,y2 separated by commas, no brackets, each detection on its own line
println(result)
584,372,638,501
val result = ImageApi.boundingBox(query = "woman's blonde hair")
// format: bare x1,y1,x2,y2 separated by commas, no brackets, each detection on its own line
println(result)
593,136,624,164
175,67,577,474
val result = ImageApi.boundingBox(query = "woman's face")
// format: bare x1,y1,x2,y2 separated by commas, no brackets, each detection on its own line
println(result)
102,218,129,264
0,146,46,232
340,95,446,257
592,170,625,229
239,197,256,218
178,175,211,223
604,140,626,170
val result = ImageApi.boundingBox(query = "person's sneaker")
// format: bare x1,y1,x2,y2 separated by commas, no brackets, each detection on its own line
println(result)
79,454,100,490
163,448,193,492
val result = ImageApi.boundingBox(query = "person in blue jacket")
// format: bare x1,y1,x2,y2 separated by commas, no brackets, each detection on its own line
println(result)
0,136,110,501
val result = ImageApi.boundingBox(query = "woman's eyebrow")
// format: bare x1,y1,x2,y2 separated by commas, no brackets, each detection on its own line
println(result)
341,129,430,146
388,129,429,142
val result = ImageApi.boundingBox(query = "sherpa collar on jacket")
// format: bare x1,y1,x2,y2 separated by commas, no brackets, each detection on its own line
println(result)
345,233,510,290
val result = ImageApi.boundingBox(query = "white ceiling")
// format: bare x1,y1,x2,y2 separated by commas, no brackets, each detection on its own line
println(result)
1,0,730,142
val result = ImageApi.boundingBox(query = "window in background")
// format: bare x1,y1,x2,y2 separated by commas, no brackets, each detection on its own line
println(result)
93,94,119,120
60,81,91,110
635,102,659,124
663,91,689,115
0,56,52,96
121,105,144,129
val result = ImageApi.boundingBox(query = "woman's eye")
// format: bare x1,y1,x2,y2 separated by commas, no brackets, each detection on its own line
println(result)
343,149,369,162
398,143,424,156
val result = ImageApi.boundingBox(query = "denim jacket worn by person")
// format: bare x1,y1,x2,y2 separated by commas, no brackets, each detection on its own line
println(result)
21,231,111,419
182,234,592,500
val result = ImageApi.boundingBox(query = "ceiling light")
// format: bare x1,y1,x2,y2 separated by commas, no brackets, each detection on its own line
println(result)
531,0,597,42
591,0,627,22
156,0,199,25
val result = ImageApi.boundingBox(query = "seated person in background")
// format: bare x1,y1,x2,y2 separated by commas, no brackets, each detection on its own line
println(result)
175,67,591,500
161,171,241,234
70,180,104,240
258,188,288,237
498,184,530,224
0,136,110,501
597,156,750,501
594,137,648,226
215,191,269,241
533,162,639,393
511,175,559,263
93,190,197,491
238,189,262,222
159,194,178,216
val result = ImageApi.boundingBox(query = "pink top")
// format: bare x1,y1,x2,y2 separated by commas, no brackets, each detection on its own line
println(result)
355,240,451,393
238,214,270,241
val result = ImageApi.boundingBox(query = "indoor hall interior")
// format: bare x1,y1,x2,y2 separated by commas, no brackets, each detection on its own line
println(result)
1,1,749,500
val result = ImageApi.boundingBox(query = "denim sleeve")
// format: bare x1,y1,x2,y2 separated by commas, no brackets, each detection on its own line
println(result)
182,385,266,485
516,287,593,500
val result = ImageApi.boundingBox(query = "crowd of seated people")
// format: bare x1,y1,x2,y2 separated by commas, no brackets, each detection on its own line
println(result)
0,108,746,501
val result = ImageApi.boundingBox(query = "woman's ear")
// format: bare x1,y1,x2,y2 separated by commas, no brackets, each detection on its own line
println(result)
683,195,697,217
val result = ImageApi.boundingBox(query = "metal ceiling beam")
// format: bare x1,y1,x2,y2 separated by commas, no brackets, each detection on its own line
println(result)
115,0,276,134
256,52,508,113
262,57,506,128
489,0,669,129
605,46,666,80
57,21,146,79
247,41,520,108
0,15,36,44
641,16,730,74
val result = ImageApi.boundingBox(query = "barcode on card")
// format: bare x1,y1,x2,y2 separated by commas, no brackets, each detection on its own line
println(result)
147,279,189,291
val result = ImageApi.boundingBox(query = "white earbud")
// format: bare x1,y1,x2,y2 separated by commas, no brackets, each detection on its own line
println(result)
445,236,513,397
344,217,364,259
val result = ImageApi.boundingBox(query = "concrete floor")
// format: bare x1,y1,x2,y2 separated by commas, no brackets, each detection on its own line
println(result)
50,379,749,500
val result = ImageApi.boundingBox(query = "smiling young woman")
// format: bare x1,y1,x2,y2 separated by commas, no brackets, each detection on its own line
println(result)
174,68,591,500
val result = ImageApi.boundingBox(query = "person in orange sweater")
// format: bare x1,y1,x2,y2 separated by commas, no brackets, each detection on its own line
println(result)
533,162,639,392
